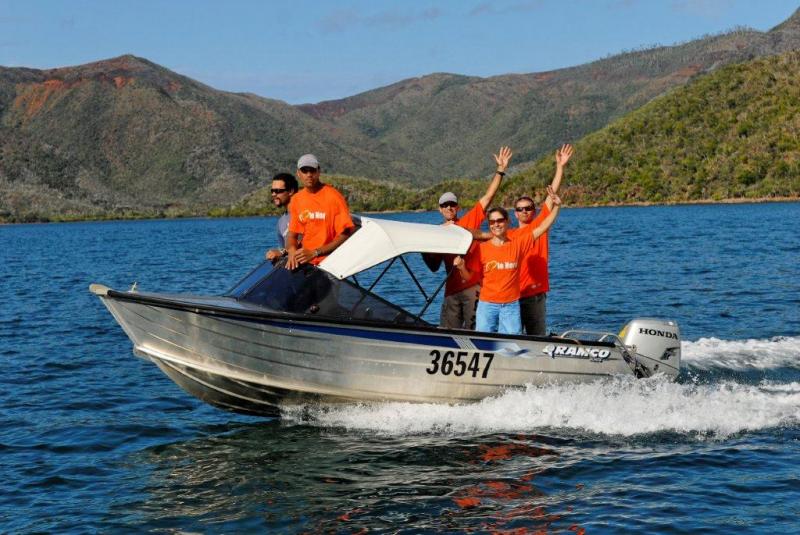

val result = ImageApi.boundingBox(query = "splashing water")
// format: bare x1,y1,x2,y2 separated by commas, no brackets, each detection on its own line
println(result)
282,374,800,438
281,337,800,437
682,335,800,370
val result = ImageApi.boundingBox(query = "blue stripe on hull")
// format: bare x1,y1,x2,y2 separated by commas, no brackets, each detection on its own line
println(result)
260,318,461,348
471,339,499,351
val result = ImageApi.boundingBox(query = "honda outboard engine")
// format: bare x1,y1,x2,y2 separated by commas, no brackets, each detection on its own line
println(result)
619,318,681,379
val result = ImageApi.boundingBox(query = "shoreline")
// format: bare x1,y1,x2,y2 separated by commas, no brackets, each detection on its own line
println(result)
2,196,798,225
564,195,800,209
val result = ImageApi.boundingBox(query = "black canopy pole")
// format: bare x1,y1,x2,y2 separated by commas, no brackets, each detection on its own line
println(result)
417,275,447,318
399,256,429,300
367,257,396,294
348,258,397,316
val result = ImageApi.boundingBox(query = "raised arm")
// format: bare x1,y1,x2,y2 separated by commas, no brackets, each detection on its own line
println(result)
478,146,513,210
533,186,563,240
545,144,573,211
466,227,493,241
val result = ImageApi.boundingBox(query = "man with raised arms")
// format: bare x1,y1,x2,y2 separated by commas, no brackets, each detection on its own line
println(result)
425,146,512,330
285,154,355,270
510,144,573,335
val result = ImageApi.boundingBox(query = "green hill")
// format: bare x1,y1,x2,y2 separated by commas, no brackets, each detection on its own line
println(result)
498,51,800,206
0,56,382,222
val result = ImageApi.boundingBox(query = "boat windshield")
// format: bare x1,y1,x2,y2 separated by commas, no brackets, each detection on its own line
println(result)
227,261,274,298
229,262,427,326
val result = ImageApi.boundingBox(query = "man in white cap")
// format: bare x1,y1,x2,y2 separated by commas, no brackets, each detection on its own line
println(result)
286,154,355,270
425,146,512,329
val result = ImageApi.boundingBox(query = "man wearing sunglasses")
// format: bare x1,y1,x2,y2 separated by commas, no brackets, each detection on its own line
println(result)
265,173,299,263
424,146,513,330
510,144,573,335
286,154,355,270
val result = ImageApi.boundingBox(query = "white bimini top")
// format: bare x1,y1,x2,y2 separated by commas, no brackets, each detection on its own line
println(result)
319,216,473,279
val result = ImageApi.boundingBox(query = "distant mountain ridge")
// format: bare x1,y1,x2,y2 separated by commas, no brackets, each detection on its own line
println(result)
228,49,800,215
297,9,800,176
1,8,800,221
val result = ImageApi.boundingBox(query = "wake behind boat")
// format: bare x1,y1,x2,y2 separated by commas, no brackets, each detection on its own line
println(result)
90,217,682,417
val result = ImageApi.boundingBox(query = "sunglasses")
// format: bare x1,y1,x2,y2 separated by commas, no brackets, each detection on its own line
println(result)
439,201,458,208
299,166,318,174
489,217,507,225
515,205,535,212
270,188,288,194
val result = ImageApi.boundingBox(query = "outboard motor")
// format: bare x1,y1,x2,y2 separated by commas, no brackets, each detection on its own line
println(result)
619,318,681,379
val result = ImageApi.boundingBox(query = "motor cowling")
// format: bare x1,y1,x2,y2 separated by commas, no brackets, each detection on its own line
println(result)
619,318,681,379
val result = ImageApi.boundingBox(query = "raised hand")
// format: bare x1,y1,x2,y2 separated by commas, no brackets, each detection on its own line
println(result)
493,146,513,172
555,144,574,168
546,185,562,206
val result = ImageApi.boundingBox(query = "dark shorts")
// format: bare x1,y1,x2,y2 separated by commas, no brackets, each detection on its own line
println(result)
440,284,480,330
519,292,547,335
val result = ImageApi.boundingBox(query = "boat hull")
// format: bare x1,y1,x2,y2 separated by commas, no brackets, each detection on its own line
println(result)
94,288,635,417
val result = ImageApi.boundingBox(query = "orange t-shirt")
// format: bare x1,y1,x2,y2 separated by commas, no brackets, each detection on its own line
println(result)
288,184,354,265
478,230,536,303
444,203,486,296
509,204,551,297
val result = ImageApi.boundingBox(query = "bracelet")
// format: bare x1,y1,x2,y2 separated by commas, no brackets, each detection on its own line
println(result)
496,171,506,177
313,248,322,257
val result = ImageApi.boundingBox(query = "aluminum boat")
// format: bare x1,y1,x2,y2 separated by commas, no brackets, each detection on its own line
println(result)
90,217,682,416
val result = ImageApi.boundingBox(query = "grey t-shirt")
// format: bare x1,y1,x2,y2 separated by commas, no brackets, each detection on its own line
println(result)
276,212,290,248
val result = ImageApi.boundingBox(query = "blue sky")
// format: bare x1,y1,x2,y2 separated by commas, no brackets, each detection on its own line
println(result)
1,0,798,104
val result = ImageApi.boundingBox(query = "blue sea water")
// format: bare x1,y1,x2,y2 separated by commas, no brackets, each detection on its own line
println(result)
1,202,799,533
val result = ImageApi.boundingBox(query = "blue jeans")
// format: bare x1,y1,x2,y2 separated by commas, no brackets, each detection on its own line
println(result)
476,300,522,335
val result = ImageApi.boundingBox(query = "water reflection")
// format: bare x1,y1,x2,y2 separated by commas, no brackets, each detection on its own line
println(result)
124,424,588,532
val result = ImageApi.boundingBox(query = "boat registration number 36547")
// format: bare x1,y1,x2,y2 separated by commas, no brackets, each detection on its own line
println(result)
425,350,494,378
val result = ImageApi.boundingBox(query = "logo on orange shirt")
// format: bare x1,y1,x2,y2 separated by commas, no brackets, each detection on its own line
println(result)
484,260,517,273
299,210,327,223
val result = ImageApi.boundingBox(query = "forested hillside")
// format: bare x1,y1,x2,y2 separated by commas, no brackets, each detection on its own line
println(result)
498,51,800,206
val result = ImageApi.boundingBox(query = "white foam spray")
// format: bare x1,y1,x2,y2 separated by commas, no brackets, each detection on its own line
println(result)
282,377,800,438
682,335,800,370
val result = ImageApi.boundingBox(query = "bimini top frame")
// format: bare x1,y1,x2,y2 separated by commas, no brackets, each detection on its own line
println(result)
319,217,473,320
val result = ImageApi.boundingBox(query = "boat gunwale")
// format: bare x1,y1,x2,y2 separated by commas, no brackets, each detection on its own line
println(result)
102,288,617,348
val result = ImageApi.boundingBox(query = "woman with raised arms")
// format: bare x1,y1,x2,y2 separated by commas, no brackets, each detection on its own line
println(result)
453,186,562,335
